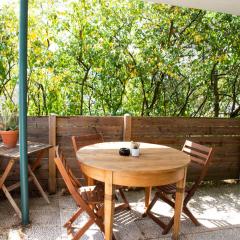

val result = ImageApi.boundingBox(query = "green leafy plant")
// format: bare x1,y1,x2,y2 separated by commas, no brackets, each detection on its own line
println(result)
0,104,18,131
131,141,140,149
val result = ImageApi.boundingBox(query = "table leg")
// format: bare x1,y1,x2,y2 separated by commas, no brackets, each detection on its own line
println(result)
144,187,152,209
2,184,21,218
28,165,50,204
31,150,45,171
172,167,187,240
0,159,21,218
28,150,50,204
104,171,115,240
0,159,15,189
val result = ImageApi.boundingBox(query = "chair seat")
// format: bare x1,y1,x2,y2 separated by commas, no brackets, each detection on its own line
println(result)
79,186,104,204
157,184,189,194
91,180,126,190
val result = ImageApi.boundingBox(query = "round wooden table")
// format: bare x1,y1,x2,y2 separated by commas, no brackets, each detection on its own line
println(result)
77,142,190,240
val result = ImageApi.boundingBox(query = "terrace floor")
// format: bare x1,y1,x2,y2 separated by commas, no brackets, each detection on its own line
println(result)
0,183,239,240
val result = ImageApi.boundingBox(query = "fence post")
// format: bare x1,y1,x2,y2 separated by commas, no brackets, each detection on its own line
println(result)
48,114,57,194
123,114,132,141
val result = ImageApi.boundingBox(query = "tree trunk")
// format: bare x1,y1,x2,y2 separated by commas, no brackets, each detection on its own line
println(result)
210,63,219,117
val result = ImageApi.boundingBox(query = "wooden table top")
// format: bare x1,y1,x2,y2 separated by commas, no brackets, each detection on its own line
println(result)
77,142,190,173
0,141,51,159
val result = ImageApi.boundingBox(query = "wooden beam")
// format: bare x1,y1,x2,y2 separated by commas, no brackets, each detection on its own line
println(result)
123,114,132,141
48,114,57,193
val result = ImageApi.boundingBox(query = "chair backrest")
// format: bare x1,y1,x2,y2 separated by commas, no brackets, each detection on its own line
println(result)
54,146,104,220
54,146,99,219
54,146,81,192
71,133,104,153
182,140,213,200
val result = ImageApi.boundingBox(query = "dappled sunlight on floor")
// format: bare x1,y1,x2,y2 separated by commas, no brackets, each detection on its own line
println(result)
0,183,239,240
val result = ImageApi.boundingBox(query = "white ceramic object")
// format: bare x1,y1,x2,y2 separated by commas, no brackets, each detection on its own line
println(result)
131,148,140,157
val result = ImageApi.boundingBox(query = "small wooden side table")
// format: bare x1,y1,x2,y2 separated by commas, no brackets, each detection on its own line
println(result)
0,141,51,218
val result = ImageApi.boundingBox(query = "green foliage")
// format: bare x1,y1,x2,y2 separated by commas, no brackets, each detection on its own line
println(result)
0,101,18,131
1,0,240,117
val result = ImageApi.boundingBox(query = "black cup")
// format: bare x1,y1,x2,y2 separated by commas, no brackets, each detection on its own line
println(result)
119,148,130,156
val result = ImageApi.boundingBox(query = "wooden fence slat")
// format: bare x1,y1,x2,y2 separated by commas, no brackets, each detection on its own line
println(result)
123,114,132,141
48,114,57,194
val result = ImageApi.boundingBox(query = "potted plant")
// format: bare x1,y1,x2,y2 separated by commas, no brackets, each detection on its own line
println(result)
130,141,140,157
0,106,19,148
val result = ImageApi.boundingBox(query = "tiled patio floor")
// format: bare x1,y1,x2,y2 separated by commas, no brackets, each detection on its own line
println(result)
0,183,239,240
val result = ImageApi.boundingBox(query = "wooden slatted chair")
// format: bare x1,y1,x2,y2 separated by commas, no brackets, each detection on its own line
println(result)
54,146,108,240
72,133,104,155
71,134,130,211
146,140,213,234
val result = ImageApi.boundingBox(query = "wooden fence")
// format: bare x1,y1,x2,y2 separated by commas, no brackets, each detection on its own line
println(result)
130,117,240,181
1,115,239,194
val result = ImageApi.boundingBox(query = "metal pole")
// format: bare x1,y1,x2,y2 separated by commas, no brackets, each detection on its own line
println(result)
19,0,29,225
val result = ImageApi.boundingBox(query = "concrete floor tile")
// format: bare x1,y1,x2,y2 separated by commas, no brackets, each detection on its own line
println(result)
150,234,186,240
29,195,59,211
82,230,104,240
60,209,99,230
113,208,145,240
0,207,21,228
135,217,170,239
179,218,207,234
60,229,104,240
113,221,144,240
7,228,27,240
0,184,239,240
0,228,8,240
30,210,61,226
149,238,171,240
60,224,103,240
114,209,142,223
186,227,240,240
0,198,21,210
23,225,62,240
0,199,13,209
58,195,76,210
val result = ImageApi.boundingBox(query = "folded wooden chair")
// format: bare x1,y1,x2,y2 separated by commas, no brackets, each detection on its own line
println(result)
146,140,213,234
54,146,107,240
71,133,104,155
72,134,130,211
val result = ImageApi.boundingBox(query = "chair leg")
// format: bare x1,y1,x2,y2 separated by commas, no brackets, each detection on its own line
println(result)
158,191,175,208
146,188,201,236
100,225,116,240
119,188,130,209
73,218,94,240
162,216,174,235
64,207,84,227
183,206,201,226
143,192,158,217
144,193,167,229
158,192,180,234
115,188,131,212
145,192,158,213
144,191,175,234
147,210,167,229
157,191,201,233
